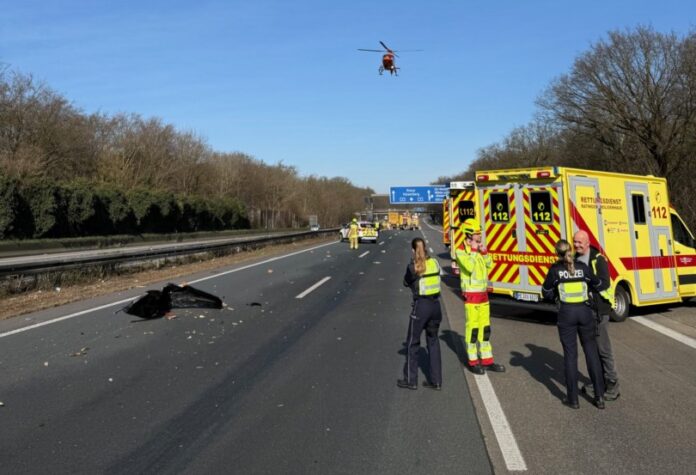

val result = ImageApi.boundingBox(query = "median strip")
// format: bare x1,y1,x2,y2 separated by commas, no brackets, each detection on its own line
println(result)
1,240,338,339
295,277,332,299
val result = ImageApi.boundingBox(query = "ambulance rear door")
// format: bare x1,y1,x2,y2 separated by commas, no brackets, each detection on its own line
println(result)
477,183,523,298
518,182,565,295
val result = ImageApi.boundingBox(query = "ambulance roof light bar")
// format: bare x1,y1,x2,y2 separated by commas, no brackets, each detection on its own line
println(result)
476,167,558,182
449,181,475,189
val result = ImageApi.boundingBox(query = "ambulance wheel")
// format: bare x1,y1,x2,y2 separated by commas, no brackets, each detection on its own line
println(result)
610,286,630,322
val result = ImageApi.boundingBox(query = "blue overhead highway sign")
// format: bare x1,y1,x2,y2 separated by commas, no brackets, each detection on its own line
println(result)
389,186,449,204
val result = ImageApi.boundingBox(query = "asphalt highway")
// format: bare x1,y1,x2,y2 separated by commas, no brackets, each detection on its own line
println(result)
1,224,695,474
0,231,490,474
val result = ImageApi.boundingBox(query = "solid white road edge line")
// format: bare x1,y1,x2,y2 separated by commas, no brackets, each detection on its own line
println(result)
0,298,135,339
422,219,441,233
475,374,528,471
358,251,370,258
295,276,331,299
632,316,696,349
0,240,339,339
417,227,526,472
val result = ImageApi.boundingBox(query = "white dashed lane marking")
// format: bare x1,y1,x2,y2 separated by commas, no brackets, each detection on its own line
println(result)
295,276,332,299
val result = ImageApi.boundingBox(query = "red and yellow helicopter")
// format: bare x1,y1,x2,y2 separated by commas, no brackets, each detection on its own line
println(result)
357,41,422,76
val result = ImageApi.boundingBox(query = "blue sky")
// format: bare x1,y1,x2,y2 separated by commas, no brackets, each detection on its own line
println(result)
2,1,694,193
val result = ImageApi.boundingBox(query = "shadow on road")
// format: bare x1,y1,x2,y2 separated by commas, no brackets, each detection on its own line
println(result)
491,305,557,326
440,329,468,366
509,343,591,402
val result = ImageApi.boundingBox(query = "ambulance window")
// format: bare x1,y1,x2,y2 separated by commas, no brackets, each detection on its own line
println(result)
459,200,476,219
530,192,553,224
671,214,695,247
631,194,646,224
490,193,510,223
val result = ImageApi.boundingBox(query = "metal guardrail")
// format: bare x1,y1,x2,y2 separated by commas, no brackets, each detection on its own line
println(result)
0,228,339,278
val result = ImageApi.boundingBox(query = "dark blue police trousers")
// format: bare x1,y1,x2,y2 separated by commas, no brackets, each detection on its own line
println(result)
557,303,605,403
403,297,442,385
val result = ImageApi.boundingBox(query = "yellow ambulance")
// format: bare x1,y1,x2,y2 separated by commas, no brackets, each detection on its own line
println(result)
448,181,477,275
442,197,451,247
474,167,696,321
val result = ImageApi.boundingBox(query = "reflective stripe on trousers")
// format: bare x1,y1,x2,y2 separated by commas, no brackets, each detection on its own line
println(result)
465,301,493,366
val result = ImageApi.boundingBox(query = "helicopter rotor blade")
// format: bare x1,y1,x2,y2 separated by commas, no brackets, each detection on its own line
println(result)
379,41,404,58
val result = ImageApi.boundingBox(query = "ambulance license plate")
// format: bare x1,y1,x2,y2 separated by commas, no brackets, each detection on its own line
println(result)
514,292,539,303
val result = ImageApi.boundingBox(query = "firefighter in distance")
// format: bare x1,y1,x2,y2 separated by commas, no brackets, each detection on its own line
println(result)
455,218,505,374
348,218,359,250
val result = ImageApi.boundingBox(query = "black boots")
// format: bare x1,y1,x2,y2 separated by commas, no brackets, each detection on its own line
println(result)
595,397,606,409
468,364,485,375
396,379,417,390
484,363,506,373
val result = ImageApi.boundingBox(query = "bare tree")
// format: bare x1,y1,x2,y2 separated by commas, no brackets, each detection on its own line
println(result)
538,26,696,178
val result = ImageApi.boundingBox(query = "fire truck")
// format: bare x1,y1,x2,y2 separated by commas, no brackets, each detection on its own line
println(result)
399,212,411,230
475,167,696,321
388,211,399,230
448,181,477,275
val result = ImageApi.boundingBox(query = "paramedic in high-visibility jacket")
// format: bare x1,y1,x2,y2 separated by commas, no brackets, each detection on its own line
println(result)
542,239,614,410
455,218,506,375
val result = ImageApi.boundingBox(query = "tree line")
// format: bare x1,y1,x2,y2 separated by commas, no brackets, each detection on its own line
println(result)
437,26,696,231
0,69,372,239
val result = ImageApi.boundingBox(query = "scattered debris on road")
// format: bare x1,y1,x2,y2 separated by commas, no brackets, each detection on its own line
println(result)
122,283,223,319
70,347,90,357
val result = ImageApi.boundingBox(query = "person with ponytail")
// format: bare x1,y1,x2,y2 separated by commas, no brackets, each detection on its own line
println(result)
397,237,443,390
542,239,614,410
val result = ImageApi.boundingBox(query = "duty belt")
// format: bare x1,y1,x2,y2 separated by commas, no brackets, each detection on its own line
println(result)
416,294,440,300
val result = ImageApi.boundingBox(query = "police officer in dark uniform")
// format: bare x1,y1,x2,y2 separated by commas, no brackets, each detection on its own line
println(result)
397,238,443,390
574,230,621,400
542,239,614,409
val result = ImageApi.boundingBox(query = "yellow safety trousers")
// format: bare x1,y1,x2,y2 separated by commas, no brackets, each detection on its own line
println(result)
465,302,494,366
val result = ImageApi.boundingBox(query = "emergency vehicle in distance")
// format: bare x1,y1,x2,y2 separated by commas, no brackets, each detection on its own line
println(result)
446,181,476,275
442,197,451,247
474,167,696,321
388,211,400,229
338,221,379,243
